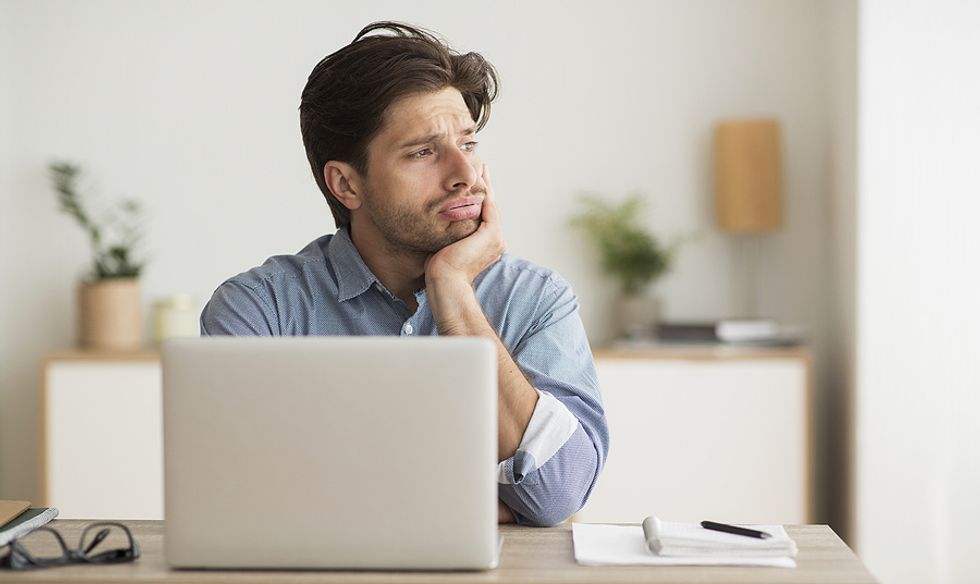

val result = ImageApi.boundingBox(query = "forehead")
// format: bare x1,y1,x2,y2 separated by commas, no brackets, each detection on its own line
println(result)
375,87,474,143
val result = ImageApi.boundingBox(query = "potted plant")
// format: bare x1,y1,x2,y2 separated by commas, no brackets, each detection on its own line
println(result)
49,162,147,350
570,194,676,338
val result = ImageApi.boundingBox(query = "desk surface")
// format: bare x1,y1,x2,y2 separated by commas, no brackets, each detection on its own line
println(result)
0,521,876,584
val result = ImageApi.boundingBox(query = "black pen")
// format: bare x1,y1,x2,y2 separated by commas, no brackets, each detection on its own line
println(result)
701,520,771,539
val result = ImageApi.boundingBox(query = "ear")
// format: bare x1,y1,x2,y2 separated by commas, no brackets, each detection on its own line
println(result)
323,161,363,211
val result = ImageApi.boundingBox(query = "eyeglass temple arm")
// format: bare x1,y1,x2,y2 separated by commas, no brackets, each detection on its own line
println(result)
83,528,111,555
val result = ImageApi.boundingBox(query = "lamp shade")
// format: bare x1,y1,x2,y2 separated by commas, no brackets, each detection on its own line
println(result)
714,119,783,233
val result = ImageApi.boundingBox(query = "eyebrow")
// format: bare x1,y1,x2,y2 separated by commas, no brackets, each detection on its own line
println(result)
398,126,476,149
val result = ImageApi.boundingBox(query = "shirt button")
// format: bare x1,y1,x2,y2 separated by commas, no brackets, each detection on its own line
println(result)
402,323,414,335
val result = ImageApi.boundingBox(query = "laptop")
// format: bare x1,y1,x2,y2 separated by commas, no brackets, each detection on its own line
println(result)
162,336,499,570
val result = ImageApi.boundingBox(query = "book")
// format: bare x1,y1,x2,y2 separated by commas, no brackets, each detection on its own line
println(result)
0,507,60,547
0,500,30,526
655,319,803,346
716,319,781,342
654,321,724,342
642,516,797,559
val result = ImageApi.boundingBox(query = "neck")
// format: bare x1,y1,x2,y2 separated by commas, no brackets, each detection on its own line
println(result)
347,223,426,309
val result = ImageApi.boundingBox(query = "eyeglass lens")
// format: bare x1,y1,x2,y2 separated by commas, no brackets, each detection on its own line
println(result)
79,523,136,562
9,528,69,566
3,522,139,570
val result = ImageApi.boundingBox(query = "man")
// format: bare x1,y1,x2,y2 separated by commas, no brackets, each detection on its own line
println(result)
201,22,608,527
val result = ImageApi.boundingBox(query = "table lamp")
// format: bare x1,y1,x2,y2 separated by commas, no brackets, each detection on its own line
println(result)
714,118,784,317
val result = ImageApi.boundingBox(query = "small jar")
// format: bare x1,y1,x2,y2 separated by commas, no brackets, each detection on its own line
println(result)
153,294,199,345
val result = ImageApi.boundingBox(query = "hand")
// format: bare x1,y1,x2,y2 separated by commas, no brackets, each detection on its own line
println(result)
424,164,505,287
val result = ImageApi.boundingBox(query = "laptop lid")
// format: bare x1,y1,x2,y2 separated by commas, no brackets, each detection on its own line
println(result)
162,336,498,570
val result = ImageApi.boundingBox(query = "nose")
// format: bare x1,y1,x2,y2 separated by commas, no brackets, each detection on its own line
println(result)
443,146,479,193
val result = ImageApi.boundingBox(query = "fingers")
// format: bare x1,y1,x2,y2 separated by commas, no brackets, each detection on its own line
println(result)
480,164,500,225
478,165,505,257
481,164,493,197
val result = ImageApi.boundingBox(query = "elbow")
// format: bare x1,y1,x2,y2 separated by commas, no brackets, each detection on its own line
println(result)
519,494,586,527
500,433,602,527
511,471,599,527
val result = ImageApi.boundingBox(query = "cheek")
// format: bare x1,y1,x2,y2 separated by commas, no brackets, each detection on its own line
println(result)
412,164,452,191
371,164,422,197
470,155,485,188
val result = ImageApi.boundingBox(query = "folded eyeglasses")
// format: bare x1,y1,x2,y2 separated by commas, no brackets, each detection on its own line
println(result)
1,522,139,570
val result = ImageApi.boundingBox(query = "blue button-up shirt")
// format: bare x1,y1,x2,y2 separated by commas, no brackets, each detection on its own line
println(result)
201,227,609,526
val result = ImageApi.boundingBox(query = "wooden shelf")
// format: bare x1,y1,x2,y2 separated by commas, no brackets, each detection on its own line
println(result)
42,349,160,363
596,340,810,361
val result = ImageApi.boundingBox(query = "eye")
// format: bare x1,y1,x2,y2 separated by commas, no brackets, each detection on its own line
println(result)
410,148,433,159
461,141,479,152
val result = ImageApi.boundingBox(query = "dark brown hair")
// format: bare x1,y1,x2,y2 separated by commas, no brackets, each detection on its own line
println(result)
300,21,499,228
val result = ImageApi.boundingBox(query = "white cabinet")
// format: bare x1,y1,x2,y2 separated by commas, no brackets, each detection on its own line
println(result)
40,351,163,520
38,346,811,525
578,345,812,525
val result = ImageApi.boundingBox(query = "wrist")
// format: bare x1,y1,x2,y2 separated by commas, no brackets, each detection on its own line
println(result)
427,277,484,335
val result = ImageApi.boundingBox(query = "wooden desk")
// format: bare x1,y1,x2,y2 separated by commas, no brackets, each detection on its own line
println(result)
0,520,877,583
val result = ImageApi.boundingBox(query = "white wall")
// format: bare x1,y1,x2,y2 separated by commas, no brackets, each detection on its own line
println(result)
856,1,980,583
0,0,836,524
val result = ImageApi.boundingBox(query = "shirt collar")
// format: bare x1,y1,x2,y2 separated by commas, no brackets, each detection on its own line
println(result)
325,227,381,302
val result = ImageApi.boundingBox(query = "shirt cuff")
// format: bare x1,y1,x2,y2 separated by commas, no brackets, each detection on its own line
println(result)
496,389,580,485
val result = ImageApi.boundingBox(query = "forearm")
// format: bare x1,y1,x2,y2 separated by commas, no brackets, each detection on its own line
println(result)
493,338,540,460
428,277,538,460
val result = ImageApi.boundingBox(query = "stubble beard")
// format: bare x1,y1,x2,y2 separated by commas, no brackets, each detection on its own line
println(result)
363,189,482,255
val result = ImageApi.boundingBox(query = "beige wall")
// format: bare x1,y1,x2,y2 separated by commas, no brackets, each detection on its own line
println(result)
0,0,839,530
826,0,858,544
0,0,20,499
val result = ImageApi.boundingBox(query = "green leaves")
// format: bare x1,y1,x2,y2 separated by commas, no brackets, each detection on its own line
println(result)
570,194,674,295
48,161,146,280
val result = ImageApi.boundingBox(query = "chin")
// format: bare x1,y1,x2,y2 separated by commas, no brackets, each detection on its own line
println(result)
392,218,481,254
447,217,480,239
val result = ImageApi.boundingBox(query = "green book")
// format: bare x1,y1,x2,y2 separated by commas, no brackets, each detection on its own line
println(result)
0,507,59,547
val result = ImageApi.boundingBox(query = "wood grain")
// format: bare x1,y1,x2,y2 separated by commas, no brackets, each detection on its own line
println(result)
0,521,877,584
41,350,160,364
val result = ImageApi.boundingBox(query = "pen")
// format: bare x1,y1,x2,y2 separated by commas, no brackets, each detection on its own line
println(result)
700,520,771,539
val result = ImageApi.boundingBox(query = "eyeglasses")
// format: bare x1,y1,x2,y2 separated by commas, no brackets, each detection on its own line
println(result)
0,522,140,570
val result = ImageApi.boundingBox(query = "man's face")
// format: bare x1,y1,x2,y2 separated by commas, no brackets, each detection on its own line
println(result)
353,87,485,254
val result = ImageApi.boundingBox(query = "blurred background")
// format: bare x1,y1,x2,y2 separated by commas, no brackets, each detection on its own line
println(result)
1,1,977,583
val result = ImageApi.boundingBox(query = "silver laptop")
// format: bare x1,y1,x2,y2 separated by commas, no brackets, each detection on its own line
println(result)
162,336,499,570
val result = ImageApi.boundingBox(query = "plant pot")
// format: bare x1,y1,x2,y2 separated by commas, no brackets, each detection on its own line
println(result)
78,278,144,350
619,293,661,339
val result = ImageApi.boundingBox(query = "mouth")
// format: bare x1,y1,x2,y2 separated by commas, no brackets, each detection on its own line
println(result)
438,196,484,222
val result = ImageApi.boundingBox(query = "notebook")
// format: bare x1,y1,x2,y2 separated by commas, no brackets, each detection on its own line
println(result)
642,516,798,558
571,523,796,568
0,503,59,547
0,500,29,526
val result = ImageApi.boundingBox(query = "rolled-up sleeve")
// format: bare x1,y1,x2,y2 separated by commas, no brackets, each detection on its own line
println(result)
497,274,609,526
